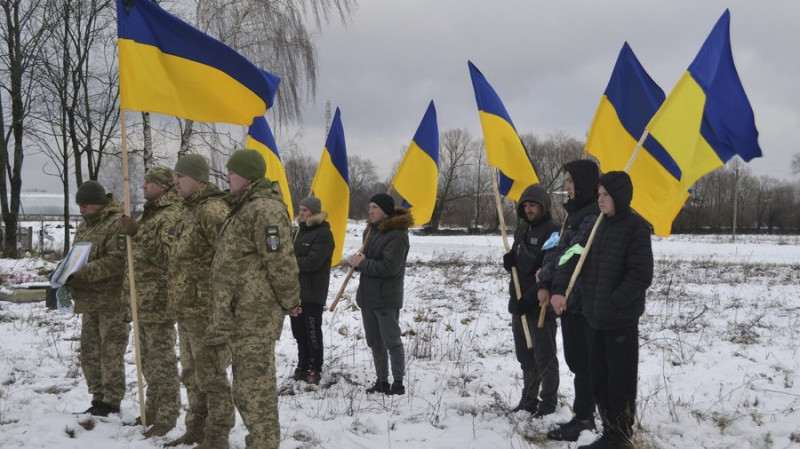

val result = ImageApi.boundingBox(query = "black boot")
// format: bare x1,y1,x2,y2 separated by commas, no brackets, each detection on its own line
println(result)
90,401,120,417
389,380,405,395
365,380,391,394
547,417,596,441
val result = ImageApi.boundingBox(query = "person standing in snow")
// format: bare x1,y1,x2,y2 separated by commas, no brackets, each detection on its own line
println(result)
501,184,561,417
576,171,653,449
68,181,128,417
209,149,301,449
538,159,600,441
119,166,183,437
165,154,234,449
350,193,412,395
291,196,335,385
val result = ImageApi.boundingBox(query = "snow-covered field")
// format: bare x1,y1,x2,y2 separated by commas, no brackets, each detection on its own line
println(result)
0,224,799,448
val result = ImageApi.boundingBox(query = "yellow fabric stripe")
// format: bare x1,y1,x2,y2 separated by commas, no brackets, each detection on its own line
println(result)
392,142,438,227
247,136,294,219
478,111,538,201
311,150,350,266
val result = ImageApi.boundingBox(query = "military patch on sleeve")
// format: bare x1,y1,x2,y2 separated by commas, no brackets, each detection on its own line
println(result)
117,233,127,250
266,225,280,252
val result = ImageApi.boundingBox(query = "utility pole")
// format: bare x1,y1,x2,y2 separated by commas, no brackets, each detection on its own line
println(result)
324,100,331,137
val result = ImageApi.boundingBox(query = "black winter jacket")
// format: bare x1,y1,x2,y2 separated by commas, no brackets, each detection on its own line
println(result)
355,207,413,310
293,212,335,306
580,172,653,330
507,185,560,314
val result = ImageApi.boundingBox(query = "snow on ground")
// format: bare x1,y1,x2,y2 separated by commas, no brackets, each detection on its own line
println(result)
0,227,799,448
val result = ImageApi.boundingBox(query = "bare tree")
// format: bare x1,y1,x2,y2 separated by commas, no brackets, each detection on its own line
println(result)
791,152,800,177
348,155,379,219
0,0,53,257
429,128,475,231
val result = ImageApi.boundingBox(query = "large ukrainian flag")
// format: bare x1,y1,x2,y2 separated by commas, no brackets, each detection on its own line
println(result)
391,101,439,227
117,0,280,126
468,61,538,202
646,10,761,202
585,42,687,236
246,116,293,218
311,108,349,266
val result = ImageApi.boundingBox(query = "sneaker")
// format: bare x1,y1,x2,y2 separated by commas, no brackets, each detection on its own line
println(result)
365,380,391,394
389,380,405,395
306,370,321,385
548,417,596,441
90,402,120,417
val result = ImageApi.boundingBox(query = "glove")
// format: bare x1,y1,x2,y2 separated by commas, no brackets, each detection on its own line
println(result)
502,251,516,272
516,288,539,315
66,273,87,289
120,216,139,236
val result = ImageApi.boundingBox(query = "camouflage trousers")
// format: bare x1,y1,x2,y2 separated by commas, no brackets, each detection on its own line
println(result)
139,321,180,427
230,335,280,449
177,317,234,440
80,308,130,406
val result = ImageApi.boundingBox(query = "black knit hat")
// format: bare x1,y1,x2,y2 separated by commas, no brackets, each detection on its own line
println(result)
598,171,633,214
75,180,108,205
299,196,321,215
369,193,395,217
226,149,266,181
174,154,209,183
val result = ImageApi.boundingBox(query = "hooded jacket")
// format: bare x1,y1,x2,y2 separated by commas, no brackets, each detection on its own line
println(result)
355,207,413,310
580,171,653,330
71,196,126,313
538,160,600,312
293,211,335,306
507,184,560,314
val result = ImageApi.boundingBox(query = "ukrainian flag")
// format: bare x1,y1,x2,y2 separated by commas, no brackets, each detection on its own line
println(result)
646,10,761,203
117,0,280,126
468,61,538,202
585,42,687,236
246,116,293,218
311,108,349,266
391,101,439,227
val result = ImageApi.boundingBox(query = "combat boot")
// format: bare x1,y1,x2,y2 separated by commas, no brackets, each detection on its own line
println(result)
144,424,174,438
164,430,204,447
91,402,120,417
195,438,230,449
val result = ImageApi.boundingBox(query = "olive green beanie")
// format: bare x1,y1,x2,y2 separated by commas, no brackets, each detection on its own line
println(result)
144,165,174,189
174,154,209,183
226,149,266,181
75,180,109,205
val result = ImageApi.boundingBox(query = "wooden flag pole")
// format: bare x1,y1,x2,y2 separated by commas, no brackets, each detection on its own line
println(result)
489,169,533,349
328,186,394,312
120,111,148,429
557,130,649,311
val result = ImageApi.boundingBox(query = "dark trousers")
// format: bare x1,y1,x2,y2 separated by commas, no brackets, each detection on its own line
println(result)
561,311,595,420
512,310,559,411
290,303,324,372
588,325,639,442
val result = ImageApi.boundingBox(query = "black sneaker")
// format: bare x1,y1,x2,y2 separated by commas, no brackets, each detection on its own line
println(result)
389,381,405,395
365,380,391,394
547,417,596,442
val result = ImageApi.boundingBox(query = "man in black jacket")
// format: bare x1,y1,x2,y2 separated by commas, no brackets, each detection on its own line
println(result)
502,184,560,417
292,196,335,385
538,160,600,441
350,193,413,396
577,171,653,449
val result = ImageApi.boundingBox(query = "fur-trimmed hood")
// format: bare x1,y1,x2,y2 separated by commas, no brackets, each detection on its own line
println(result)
300,210,328,228
371,206,414,232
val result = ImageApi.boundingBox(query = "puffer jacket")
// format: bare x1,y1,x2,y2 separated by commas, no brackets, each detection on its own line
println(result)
293,212,335,307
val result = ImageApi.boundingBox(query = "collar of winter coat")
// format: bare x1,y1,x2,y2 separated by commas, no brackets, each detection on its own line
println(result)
143,189,180,215
300,211,328,228
83,196,122,225
369,207,414,232
227,178,279,216
184,183,226,207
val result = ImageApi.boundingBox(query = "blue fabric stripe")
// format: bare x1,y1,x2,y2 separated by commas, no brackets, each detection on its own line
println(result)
117,0,280,108
412,100,439,163
248,116,281,159
468,61,518,131
326,108,349,184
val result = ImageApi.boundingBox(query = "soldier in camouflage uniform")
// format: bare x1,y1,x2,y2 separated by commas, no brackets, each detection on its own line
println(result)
68,181,129,417
165,154,234,449
120,166,183,437
210,149,301,449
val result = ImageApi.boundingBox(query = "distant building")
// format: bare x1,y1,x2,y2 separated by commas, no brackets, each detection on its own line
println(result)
16,193,79,219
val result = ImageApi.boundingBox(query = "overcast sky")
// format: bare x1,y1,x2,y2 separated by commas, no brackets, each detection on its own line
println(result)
281,0,799,184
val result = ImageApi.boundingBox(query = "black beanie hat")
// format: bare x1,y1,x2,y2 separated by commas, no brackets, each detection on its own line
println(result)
369,193,395,217
598,171,633,214
226,149,266,181
75,180,109,205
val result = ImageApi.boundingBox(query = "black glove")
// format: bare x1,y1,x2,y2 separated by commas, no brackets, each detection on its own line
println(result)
516,288,539,315
502,251,516,272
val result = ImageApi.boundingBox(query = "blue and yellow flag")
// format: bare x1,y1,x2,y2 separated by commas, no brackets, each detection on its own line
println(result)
246,116,293,218
311,108,349,266
468,61,538,202
585,42,688,236
117,0,280,126
646,10,761,208
391,101,439,227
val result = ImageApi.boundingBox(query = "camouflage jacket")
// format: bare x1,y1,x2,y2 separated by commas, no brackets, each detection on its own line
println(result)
124,189,183,323
169,184,229,320
210,179,300,341
71,197,126,313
